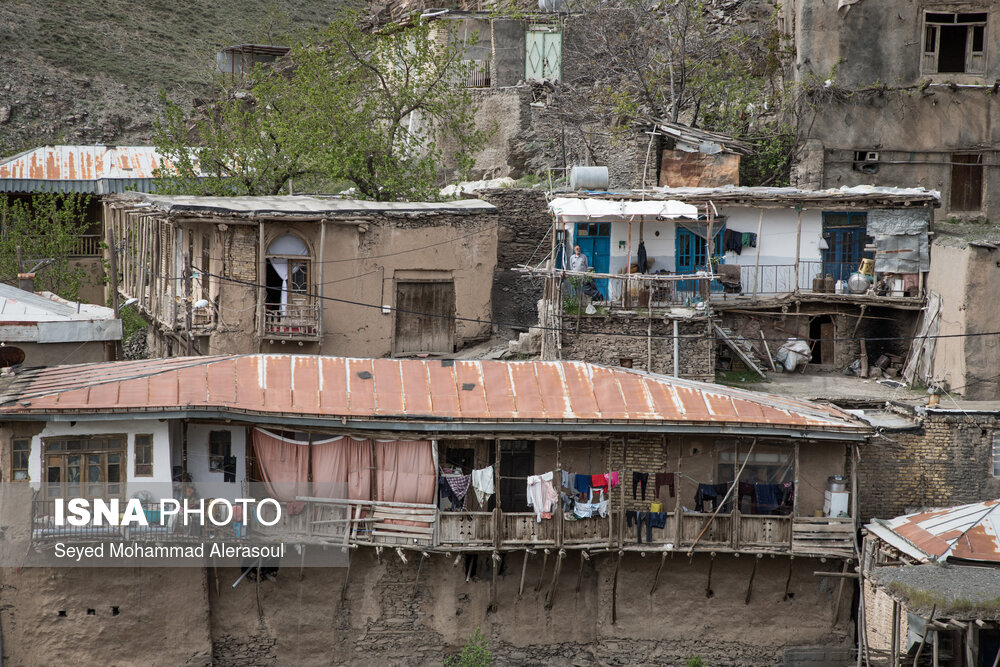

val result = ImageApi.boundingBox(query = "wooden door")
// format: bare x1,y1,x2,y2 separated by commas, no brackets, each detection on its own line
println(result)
393,281,456,356
820,322,835,366
950,154,984,212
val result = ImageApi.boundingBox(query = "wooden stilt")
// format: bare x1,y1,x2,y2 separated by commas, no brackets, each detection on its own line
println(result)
544,549,566,609
535,549,549,592
783,556,793,601
518,550,530,598
299,545,306,581
341,558,351,602
489,551,499,613
576,551,588,593
832,559,849,626
415,552,428,583
706,554,714,598
912,605,936,667
745,554,759,605
611,551,623,625
650,551,668,595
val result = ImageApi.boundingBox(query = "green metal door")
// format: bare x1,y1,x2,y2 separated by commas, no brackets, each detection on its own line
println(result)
526,26,561,81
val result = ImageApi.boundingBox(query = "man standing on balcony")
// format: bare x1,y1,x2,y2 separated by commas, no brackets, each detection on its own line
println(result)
568,245,589,298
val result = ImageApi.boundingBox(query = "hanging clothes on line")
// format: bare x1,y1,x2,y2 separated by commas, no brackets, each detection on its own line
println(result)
440,474,471,510
526,471,558,522
724,228,743,255
574,473,592,499
654,472,675,498
471,466,494,507
742,231,757,248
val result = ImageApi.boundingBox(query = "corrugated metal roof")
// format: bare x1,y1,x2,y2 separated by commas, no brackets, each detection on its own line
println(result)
131,194,497,218
561,185,941,207
867,500,1000,564
0,284,121,342
0,355,868,436
0,145,186,194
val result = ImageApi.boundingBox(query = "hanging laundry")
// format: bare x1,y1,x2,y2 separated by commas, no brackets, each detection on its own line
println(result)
741,231,757,248
714,483,733,513
561,470,571,492
739,482,757,514
591,473,608,489
607,471,620,489
443,475,471,510
754,483,783,514
654,472,674,498
574,473,592,499
471,466,494,507
637,241,648,273
724,228,743,255
526,471,558,522
632,472,649,500
694,483,718,512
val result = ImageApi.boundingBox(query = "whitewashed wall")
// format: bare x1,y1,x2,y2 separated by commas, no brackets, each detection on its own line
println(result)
175,424,247,499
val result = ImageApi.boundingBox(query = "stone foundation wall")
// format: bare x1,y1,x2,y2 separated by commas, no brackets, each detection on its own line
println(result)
559,315,715,381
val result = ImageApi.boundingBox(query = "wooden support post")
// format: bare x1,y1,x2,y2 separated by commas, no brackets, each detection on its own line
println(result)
793,208,803,293
912,605,936,667
752,208,763,298
933,627,939,667
705,554,714,598
890,599,899,667
518,549,530,599
860,339,869,378
489,550,499,613
650,551,668,596
832,559,849,626
576,551,586,593
745,554,759,605
256,223,265,351
544,549,565,609
783,556,793,601
967,622,977,667
317,220,327,353
535,549,549,592
611,550,623,624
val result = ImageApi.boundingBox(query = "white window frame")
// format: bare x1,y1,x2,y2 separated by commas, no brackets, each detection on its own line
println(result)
921,10,988,75
992,433,1000,477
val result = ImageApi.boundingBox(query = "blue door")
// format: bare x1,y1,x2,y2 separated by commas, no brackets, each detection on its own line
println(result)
574,222,610,299
822,212,872,281
676,226,724,296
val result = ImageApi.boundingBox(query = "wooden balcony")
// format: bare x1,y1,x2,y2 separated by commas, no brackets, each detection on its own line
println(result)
31,497,856,559
262,303,321,341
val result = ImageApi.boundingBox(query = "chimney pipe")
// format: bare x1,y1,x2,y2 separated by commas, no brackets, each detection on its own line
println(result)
17,273,35,293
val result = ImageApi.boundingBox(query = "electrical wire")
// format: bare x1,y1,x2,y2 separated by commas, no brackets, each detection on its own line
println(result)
192,264,1000,346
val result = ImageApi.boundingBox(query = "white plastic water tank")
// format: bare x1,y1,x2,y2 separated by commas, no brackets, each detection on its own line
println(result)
538,0,566,10
570,166,609,191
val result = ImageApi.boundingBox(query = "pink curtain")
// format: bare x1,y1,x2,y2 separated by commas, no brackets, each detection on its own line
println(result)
311,437,372,500
375,440,435,504
252,429,310,502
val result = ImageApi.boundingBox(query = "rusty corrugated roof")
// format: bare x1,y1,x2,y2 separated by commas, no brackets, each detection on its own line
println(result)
0,355,868,436
867,500,1000,564
0,145,192,194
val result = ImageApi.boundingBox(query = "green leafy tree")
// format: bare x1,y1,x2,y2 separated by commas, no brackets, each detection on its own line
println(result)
0,194,92,301
153,80,307,196
443,627,496,667
154,15,492,200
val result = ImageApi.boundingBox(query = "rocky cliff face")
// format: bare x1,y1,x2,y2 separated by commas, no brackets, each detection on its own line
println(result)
0,0,339,156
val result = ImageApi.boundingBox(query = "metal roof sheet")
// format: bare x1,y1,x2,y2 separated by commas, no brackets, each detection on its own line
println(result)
131,194,497,217
867,499,1000,564
561,185,941,207
0,355,868,435
0,284,121,343
0,145,168,181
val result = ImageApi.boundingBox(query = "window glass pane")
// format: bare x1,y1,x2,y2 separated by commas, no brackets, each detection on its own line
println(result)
993,436,1000,476
957,13,987,23
290,262,308,292
589,223,599,236
972,25,984,52
108,464,120,484
924,25,937,52
598,223,610,237
926,13,955,23
576,225,589,237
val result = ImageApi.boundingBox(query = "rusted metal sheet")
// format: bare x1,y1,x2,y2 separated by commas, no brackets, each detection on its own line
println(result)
0,355,868,434
0,145,181,194
868,499,1000,564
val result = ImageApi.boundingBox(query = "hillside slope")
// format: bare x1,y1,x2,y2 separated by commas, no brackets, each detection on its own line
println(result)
0,1,342,156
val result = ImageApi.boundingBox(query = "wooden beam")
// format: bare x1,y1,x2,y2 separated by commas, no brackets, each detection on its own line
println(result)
544,549,566,609
535,549,549,592
793,209,802,294
518,550,529,599
650,551,668,595
745,554,759,605
611,550,623,624
752,208,763,298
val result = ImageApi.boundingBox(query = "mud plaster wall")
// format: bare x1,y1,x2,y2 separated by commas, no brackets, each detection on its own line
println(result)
927,239,1000,400
0,567,212,666
205,551,851,666
857,413,1000,522
559,316,715,381
477,187,551,334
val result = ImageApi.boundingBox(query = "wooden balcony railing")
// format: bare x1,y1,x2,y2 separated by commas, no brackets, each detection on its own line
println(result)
31,497,855,558
70,234,103,257
262,303,320,340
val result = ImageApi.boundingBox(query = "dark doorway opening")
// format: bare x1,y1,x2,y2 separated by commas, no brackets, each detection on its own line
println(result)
809,315,834,365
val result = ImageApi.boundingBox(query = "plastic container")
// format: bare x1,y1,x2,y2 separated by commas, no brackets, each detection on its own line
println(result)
827,475,848,493
835,280,847,294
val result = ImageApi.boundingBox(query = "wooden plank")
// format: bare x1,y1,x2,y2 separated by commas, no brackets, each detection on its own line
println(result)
373,523,434,536
372,529,434,540
714,323,766,377
373,511,436,522
793,523,855,533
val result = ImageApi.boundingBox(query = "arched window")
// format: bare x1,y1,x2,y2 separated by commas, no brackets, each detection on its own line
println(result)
265,234,311,312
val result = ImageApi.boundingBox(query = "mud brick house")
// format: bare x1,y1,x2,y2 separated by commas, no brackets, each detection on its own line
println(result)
522,185,939,380
860,499,1000,666
0,354,870,665
104,194,498,359
783,0,1000,220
